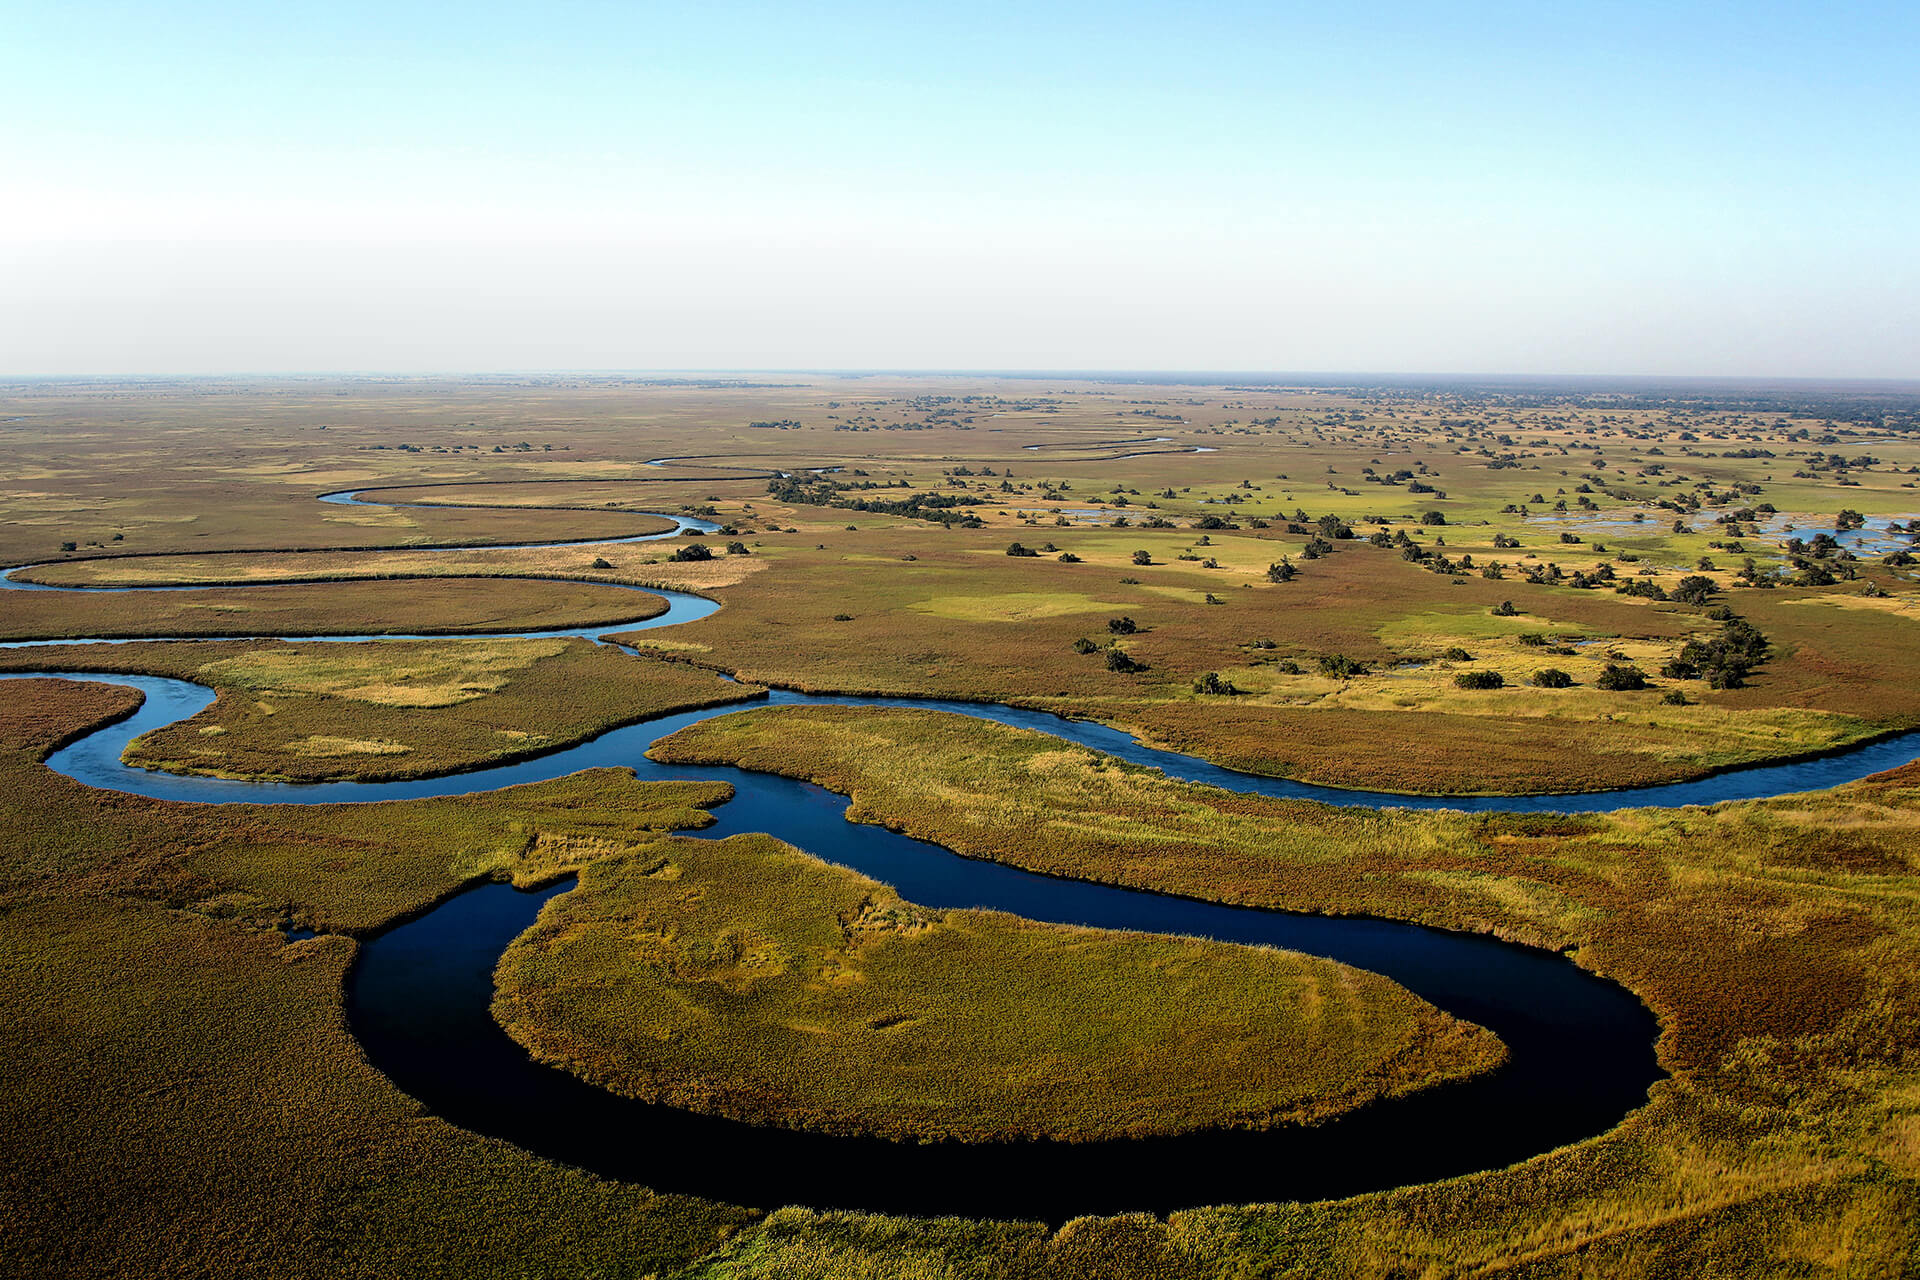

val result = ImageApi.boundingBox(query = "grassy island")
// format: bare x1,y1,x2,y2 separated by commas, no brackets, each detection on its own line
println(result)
492,833,1504,1143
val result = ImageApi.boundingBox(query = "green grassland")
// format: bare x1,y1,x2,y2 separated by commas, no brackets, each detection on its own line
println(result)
613,526,1914,793
0,638,762,782
493,832,1502,1144
0,678,755,1279
653,703,1920,1277
3,376,1919,1278
8,376,1915,792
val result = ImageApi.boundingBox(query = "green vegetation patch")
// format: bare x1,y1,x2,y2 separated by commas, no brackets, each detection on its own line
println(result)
0,639,764,783
907,590,1137,622
492,833,1503,1143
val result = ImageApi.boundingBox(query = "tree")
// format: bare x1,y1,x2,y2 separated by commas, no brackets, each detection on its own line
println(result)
1671,574,1716,606
1266,559,1296,583
1596,663,1649,691
1530,668,1573,688
1105,648,1144,673
1107,616,1138,635
1317,654,1370,679
1454,670,1505,689
1131,549,1153,566
725,541,750,556
1492,600,1518,617
1192,671,1239,695
1420,510,1447,526
1071,637,1099,654
667,542,713,562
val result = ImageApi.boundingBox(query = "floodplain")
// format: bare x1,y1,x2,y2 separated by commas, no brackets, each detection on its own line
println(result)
3,373,1919,1278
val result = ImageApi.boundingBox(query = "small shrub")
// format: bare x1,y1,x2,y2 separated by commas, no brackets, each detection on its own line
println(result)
1441,647,1473,662
1105,648,1144,673
1131,550,1153,566
1071,638,1099,655
1531,668,1573,688
1317,654,1370,679
1454,670,1505,690
1492,600,1518,617
1107,616,1138,635
668,543,713,562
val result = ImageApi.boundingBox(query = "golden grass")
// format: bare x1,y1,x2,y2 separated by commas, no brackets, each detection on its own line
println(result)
0,638,763,783
493,834,1502,1144
652,702,1920,1278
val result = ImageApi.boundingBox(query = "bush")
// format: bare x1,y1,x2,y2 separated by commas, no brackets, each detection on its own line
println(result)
1071,638,1099,654
1107,616,1138,635
1317,654,1370,679
725,541,749,556
1420,510,1447,526
1441,647,1473,662
1661,689,1690,705
1672,574,1716,605
590,557,614,569
1006,542,1039,557
1192,671,1239,695
667,543,713,562
831,613,853,621
1454,670,1505,690
1131,550,1153,566
1492,601,1518,617
1057,552,1081,563
1105,648,1144,673
1596,663,1649,691
1531,668,1572,688
1277,659,1303,674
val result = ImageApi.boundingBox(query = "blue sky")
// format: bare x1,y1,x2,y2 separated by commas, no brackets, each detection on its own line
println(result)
3,2,1914,376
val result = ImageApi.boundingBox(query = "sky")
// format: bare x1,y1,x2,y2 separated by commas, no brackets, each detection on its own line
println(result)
2,1,1915,378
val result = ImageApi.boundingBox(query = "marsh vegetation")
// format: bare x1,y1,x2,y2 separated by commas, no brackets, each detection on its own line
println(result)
3,374,1919,1278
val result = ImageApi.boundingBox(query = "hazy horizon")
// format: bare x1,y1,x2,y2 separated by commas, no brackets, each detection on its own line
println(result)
5,2,1915,379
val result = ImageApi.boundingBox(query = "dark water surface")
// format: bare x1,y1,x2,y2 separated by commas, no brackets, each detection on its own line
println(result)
1,487,1909,1219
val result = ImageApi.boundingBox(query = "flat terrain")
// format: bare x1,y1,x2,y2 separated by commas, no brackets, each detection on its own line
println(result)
2,374,1918,1278
493,833,1502,1143
0,638,762,782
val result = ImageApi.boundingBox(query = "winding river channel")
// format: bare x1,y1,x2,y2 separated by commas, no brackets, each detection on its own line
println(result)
3,483,1915,1219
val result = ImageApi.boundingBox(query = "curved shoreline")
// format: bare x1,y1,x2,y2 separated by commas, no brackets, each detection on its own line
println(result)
0,472,1903,1219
